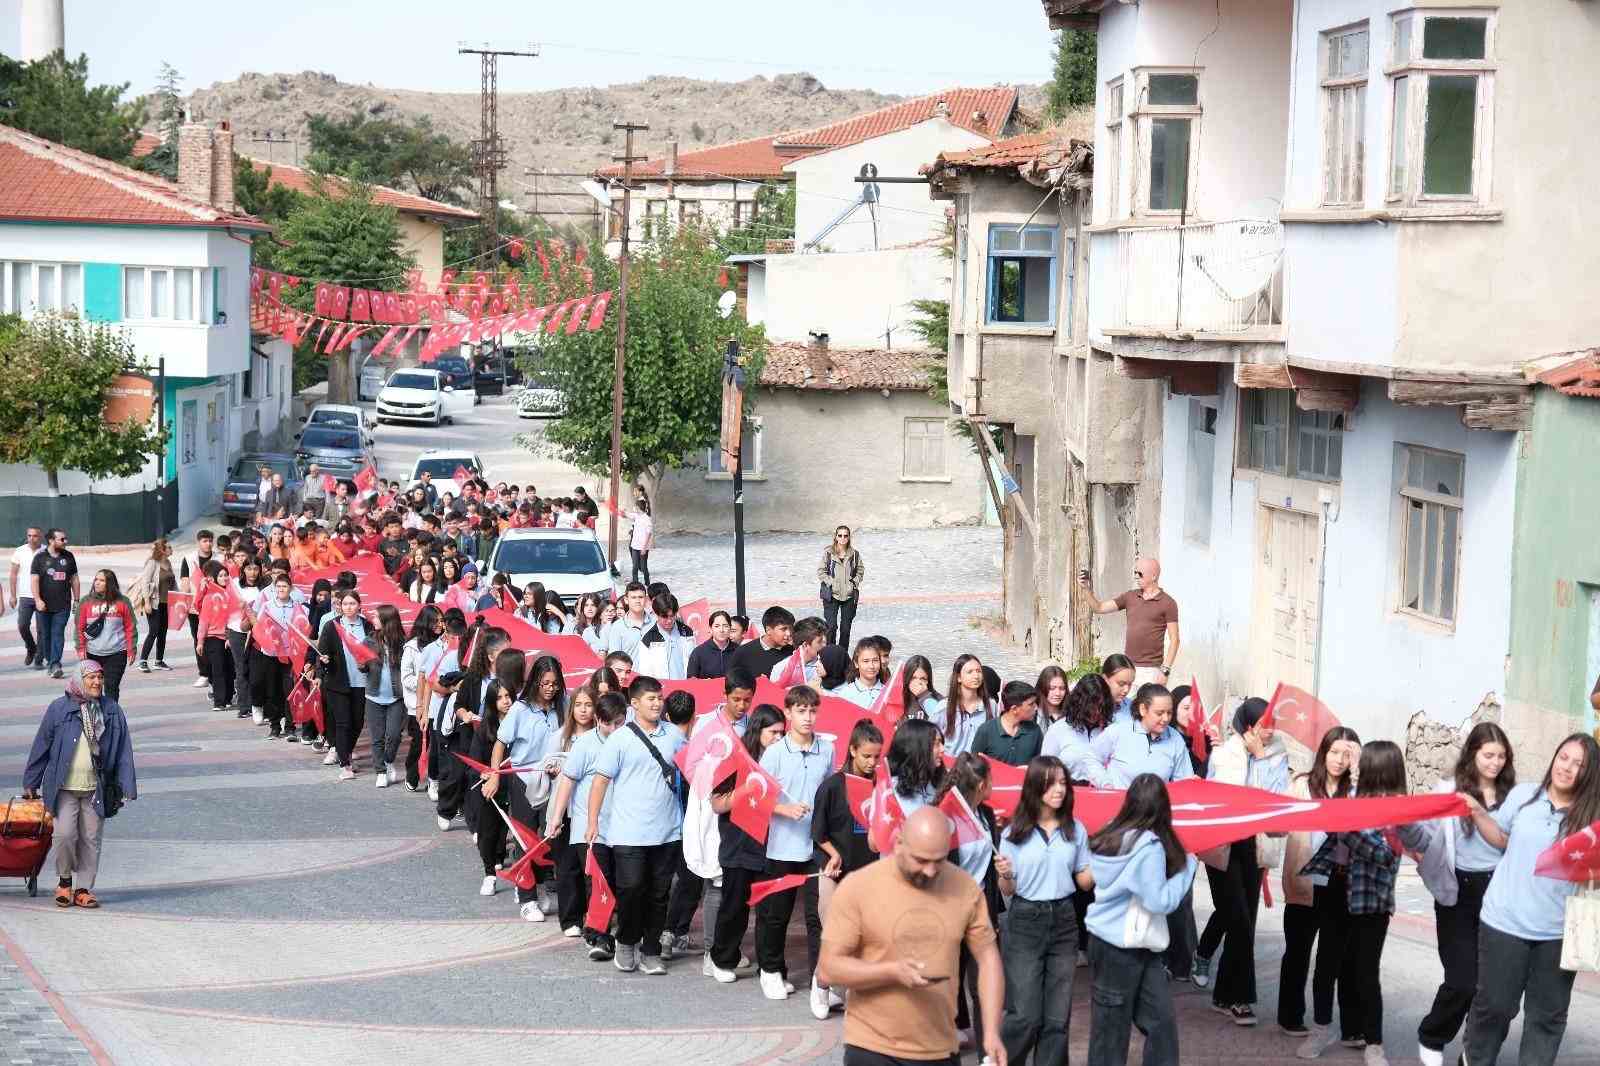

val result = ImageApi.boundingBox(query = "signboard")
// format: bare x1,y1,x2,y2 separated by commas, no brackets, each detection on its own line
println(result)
103,373,156,426
719,352,745,473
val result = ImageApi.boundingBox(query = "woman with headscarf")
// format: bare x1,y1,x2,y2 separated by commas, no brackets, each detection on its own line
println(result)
22,660,137,909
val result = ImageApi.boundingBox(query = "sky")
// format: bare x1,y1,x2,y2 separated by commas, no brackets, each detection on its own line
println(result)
0,1,1057,98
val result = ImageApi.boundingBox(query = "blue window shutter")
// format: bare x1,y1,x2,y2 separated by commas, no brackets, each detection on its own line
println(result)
82,263,122,322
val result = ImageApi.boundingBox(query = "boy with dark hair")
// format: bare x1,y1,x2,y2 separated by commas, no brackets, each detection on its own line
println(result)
969,680,1042,766
728,605,795,682
770,616,827,686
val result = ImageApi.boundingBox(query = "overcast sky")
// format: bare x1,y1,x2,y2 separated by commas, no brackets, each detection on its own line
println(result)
0,1,1056,98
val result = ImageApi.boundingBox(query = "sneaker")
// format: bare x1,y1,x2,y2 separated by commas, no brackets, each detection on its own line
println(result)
809,981,831,1020
479,876,497,896
322,751,338,766
827,987,845,1009
1363,1046,1389,1066
471,832,478,845
387,764,400,785
783,979,796,995
614,942,638,972
252,709,265,725
405,782,419,792
736,954,754,972
759,970,789,1001
191,677,208,688
588,942,615,962
660,932,676,961
338,767,356,781
51,666,63,679
1281,1023,1311,1037
375,773,388,788
521,901,545,923
1167,966,1191,983
436,816,452,831
1230,1005,1258,1027
137,660,151,673
1417,1047,1445,1066
705,955,737,983
284,732,300,744
236,708,251,719
428,781,439,802
1210,1002,1235,1018
669,934,693,955
1297,1025,1337,1060
639,955,666,976
312,739,327,753
31,659,46,671
155,660,173,670
1191,954,1212,988
1342,1039,1368,1050
563,925,581,938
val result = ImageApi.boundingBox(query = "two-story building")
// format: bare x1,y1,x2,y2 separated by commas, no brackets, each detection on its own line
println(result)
1042,0,1598,756
0,121,270,538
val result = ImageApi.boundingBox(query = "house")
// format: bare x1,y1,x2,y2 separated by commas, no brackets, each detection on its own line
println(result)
0,120,272,538
926,125,1152,664
1042,0,1599,756
656,337,987,534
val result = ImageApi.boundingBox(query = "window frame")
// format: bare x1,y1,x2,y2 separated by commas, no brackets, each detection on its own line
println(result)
1129,67,1203,218
1319,23,1370,207
678,199,703,225
901,417,950,482
1235,387,1347,484
706,415,763,479
1103,77,1125,222
122,265,207,323
1384,9,1496,206
984,222,1059,327
641,199,670,241
1397,443,1465,627
1,260,85,317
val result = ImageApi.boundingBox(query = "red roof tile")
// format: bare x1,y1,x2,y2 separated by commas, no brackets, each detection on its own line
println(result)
243,157,480,222
131,132,163,158
598,134,793,181
0,125,268,230
759,342,938,391
1536,352,1600,398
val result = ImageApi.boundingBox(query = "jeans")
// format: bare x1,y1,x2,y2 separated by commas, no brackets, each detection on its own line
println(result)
1310,876,1362,1037
666,848,706,938
629,547,650,585
365,698,406,769
611,841,677,957
1278,902,1318,1029
1088,934,1180,1066
1164,888,1197,979
1001,896,1077,1066
36,608,68,668
711,865,760,971
140,606,167,662
87,652,127,703
1463,924,1575,1066
1211,840,1260,1008
52,790,103,889
755,858,821,979
822,594,858,649
1418,868,1492,1051
16,597,38,659
324,686,366,768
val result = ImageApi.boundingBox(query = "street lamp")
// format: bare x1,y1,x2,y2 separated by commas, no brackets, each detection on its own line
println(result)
717,290,747,617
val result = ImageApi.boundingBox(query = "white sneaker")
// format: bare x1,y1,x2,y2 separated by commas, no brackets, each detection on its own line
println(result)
783,979,797,996
563,926,581,938
827,987,845,1009
471,832,478,845
387,764,400,785
1417,1047,1444,1066
322,750,338,766
706,957,737,983
375,773,388,788
614,941,638,972
639,955,667,976
520,901,545,922
759,970,789,1001
427,781,439,802
251,709,265,725
736,954,753,972
436,815,452,832
338,767,355,781
191,677,208,688
1363,1047,1389,1066
809,981,830,1020
480,875,497,896
1298,1025,1337,1060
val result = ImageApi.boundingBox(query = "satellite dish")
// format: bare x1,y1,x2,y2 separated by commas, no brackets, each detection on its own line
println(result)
717,289,738,319
1191,219,1284,301
580,180,612,207
859,163,879,180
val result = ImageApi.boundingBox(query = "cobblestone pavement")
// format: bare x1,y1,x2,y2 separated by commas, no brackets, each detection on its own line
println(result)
0,953,97,1066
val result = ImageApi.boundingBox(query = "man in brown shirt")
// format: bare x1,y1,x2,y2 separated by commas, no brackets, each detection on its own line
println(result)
1082,556,1181,691
818,807,1005,1066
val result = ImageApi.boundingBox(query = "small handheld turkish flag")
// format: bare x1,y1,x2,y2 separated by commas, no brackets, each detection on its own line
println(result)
1263,683,1341,750
679,597,711,642
452,465,472,495
749,873,810,907
321,474,338,494
674,709,741,795
335,621,378,666
867,764,906,854
585,847,616,931
1535,820,1600,882
251,611,289,659
1188,678,1209,765
938,787,989,849
288,678,325,733
773,648,807,688
354,463,377,495
166,591,191,628
728,749,782,845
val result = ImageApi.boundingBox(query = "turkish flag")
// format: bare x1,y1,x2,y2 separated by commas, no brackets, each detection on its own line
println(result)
497,848,539,891
728,748,782,845
425,634,461,687
815,694,878,769
749,873,810,907
870,661,907,726
354,463,378,495
1535,820,1600,883
866,766,905,854
473,607,602,669
320,473,338,494
1263,683,1341,750
452,751,542,777
196,583,231,633
679,598,711,642
166,591,191,627
674,706,741,794
773,648,807,688
564,295,596,334
452,465,472,495
585,290,612,331
1188,677,1211,765
334,621,377,666
844,773,874,829
940,753,1026,819
251,610,289,659
507,814,555,868
938,787,989,849
584,846,616,931
288,678,325,733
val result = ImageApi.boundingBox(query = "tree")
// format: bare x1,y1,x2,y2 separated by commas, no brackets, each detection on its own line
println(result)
232,155,305,270
519,227,767,497
1046,30,1097,118
133,61,183,179
305,112,473,204
722,180,797,255
0,314,169,491
269,174,413,398
0,51,143,161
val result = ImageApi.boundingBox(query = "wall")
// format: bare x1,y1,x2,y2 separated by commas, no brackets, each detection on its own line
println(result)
396,214,445,287
787,120,986,252
1158,377,1517,744
757,246,947,347
1282,218,1400,371
657,388,985,533
604,178,756,254
1506,389,1600,750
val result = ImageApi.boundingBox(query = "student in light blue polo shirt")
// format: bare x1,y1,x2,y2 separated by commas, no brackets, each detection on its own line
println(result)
833,638,885,710
586,675,685,976
753,684,834,1006
487,653,565,921
1460,734,1600,1066
930,653,996,756
547,691,627,959
1041,673,1117,788
1090,683,1196,788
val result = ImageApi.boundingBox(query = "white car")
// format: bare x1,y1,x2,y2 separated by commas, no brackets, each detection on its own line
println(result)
375,368,472,427
485,527,617,608
408,450,485,487
516,381,567,419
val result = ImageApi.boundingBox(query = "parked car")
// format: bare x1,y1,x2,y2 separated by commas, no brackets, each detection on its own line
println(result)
484,527,617,608
474,352,508,396
303,403,375,445
358,356,389,402
294,423,376,483
221,452,302,526
376,368,464,427
516,372,568,418
408,450,485,487
432,354,480,404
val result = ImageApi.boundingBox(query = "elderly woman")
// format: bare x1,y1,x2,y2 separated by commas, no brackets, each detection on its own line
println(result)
22,660,137,909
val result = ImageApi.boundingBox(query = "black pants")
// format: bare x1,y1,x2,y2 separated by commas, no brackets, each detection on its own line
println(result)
435,727,470,818
190,612,208,678
1198,863,1226,959
611,841,676,956
1001,896,1077,1065
1278,902,1318,1029
203,636,233,707
555,827,589,931
1088,935,1180,1066
427,724,446,786
1310,875,1361,1037
1418,868,1492,1051
477,785,509,877
1343,913,1390,1047
1463,924,1575,1066
404,717,424,787
755,858,821,980
1073,885,1094,952
16,597,38,659
1211,840,1260,1008
228,630,250,711
629,547,650,585
253,651,290,731
712,865,761,971
324,686,366,768
87,651,127,703
1163,888,1197,979
822,594,858,649
843,1048,958,1066
665,848,706,939
140,606,167,662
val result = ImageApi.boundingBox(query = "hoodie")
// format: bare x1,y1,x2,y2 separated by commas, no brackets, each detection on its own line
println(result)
1085,829,1198,949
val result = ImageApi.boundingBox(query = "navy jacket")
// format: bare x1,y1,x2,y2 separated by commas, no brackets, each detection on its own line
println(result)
23,695,137,817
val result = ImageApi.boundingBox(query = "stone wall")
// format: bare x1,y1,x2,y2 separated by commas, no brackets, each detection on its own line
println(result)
1404,692,1503,794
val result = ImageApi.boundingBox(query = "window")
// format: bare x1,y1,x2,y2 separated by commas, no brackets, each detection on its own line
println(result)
1321,25,1369,205
679,200,702,225
707,416,763,477
1386,11,1495,204
1399,445,1464,623
1238,388,1346,482
733,199,757,226
1,261,84,316
1104,78,1124,220
1132,70,1201,214
902,418,948,480
642,200,669,240
1184,399,1218,544
985,224,1058,326
123,266,206,322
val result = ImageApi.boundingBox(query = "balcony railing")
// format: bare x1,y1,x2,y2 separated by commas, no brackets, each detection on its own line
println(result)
1114,220,1284,334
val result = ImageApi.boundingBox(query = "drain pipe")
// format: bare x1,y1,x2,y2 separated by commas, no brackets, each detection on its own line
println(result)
1311,487,1339,700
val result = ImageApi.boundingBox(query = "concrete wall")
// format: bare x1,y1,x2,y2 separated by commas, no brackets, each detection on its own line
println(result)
604,178,757,254
1158,377,1517,745
1506,389,1600,753
1282,220,1400,372
757,247,947,348
788,120,986,252
657,387,985,533
396,213,446,287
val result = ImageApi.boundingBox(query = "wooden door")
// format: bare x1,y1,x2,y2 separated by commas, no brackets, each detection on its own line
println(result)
1253,506,1320,694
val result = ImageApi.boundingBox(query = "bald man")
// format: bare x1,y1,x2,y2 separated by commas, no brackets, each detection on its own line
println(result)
817,807,1006,1066
1083,556,1180,692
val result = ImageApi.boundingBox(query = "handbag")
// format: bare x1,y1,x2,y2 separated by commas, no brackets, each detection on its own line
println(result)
83,605,109,640
1560,882,1600,973
87,727,123,820
1122,894,1170,952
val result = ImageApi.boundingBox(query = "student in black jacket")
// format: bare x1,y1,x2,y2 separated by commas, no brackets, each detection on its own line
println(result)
812,718,884,916
706,704,786,984
686,610,739,679
316,590,369,779
725,606,795,683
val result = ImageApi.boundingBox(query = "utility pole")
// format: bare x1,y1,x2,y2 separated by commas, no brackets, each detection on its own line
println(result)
459,43,538,267
607,120,649,568
250,130,296,165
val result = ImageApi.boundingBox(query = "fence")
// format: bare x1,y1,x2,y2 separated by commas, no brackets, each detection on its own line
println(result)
1115,220,1284,334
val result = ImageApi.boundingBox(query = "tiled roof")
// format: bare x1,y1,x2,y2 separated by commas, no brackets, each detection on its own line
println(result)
243,156,480,222
131,132,162,158
1536,351,1600,398
598,86,1017,181
924,125,1094,192
758,342,938,391
0,125,268,230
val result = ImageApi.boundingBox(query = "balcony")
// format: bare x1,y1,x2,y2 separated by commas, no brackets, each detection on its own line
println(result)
1111,220,1284,337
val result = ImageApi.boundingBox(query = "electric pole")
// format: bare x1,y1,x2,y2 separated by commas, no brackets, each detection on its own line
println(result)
607,120,649,568
459,43,538,268
250,130,296,165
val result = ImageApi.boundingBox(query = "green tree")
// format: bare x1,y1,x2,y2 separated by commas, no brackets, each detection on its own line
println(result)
231,155,305,269
305,111,473,204
722,180,796,255
0,314,169,491
442,203,556,275
518,227,767,497
133,61,183,179
0,51,144,161
270,174,413,397
1046,30,1098,118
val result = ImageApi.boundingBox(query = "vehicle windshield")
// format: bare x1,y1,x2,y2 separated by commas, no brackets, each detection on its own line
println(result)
308,409,359,428
412,457,478,480
434,357,470,373
300,428,360,451
493,537,607,577
231,457,297,480
387,373,437,390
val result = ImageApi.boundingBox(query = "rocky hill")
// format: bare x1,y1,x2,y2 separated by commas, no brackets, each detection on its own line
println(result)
185,70,1044,204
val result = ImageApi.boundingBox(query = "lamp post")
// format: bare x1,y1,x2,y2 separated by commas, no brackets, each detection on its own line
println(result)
717,291,746,616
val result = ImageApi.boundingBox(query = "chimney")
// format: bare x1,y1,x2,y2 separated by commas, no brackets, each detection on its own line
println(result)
178,118,235,213
934,100,950,119
666,141,678,177
806,331,831,382
210,121,236,213
18,0,64,63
